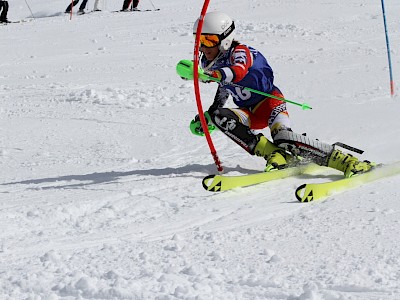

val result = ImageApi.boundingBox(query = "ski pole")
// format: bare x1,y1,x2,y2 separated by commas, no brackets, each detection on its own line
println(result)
176,59,312,110
380,0,395,97
223,81,312,110
147,0,160,11
24,0,35,20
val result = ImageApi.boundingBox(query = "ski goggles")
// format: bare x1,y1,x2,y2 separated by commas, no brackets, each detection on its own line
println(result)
196,21,235,48
199,34,220,48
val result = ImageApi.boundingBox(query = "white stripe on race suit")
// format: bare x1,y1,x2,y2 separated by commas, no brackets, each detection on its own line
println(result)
233,49,247,64
230,108,250,126
221,67,234,82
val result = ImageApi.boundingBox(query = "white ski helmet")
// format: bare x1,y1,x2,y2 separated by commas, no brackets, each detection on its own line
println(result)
193,11,235,51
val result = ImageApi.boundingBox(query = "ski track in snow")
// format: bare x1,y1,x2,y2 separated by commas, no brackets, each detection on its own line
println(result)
1,0,400,299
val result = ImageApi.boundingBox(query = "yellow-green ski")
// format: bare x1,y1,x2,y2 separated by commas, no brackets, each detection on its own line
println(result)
202,163,322,192
295,161,400,202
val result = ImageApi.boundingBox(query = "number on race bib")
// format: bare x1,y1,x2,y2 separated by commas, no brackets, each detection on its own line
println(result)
227,87,251,102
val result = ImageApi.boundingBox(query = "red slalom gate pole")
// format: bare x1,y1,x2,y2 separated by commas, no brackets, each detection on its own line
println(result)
193,0,224,173
70,0,73,20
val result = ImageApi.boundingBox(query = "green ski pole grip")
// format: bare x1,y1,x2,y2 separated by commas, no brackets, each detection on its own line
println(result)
176,59,205,80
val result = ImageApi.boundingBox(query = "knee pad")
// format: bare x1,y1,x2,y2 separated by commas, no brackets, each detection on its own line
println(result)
210,108,240,132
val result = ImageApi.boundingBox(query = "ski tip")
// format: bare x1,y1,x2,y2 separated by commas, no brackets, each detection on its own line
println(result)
202,175,222,192
295,184,314,202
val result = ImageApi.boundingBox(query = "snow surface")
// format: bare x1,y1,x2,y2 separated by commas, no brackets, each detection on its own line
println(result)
1,0,400,299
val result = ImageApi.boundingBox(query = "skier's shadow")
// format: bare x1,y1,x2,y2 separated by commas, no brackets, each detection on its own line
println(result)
0,164,256,190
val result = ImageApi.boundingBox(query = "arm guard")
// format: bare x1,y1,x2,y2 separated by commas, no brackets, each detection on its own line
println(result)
208,86,229,113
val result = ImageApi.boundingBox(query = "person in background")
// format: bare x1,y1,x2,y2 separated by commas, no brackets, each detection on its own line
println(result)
189,11,374,177
0,0,9,23
65,0,88,15
93,0,102,12
121,0,139,11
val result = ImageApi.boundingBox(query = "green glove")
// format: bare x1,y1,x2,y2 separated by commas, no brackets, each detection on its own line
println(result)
189,111,216,136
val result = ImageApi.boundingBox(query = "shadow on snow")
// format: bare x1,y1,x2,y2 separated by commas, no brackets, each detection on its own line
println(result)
1,163,259,190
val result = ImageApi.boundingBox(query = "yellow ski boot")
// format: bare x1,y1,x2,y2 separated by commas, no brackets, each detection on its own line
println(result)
254,136,292,172
327,149,375,178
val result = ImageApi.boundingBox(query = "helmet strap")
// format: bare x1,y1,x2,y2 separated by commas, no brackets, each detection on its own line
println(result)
202,51,225,71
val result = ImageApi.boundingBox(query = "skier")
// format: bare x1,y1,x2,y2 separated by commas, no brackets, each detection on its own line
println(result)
189,11,374,178
0,0,9,23
121,0,139,11
65,0,89,15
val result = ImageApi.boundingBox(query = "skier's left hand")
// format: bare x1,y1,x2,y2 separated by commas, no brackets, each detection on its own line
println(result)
189,111,216,136
199,70,222,83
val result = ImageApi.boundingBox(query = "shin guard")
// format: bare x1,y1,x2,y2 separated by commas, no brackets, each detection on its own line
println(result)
273,130,334,165
209,108,259,154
